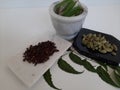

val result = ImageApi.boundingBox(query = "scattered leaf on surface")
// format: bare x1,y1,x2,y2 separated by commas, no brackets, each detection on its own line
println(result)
58,58,84,74
43,69,61,90
114,70,120,86
96,66,119,88
69,52,96,72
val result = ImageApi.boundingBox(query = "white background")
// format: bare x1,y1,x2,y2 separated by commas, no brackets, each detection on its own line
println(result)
0,0,120,8
0,0,120,90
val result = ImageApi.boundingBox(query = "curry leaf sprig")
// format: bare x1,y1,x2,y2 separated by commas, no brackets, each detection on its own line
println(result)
43,51,120,90
69,52,120,88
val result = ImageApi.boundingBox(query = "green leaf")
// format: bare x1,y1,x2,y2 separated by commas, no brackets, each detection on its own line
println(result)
58,58,84,74
114,70,120,86
116,67,120,75
55,0,83,16
95,61,108,71
69,52,83,65
64,6,82,16
96,66,119,88
62,0,77,16
55,0,72,8
74,6,83,16
43,69,61,90
55,0,72,14
82,59,96,73
109,66,120,75
69,52,96,72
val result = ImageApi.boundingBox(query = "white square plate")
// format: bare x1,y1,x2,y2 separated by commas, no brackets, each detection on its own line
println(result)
8,36,71,87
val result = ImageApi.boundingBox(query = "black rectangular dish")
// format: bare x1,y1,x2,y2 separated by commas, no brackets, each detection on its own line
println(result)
73,28,120,66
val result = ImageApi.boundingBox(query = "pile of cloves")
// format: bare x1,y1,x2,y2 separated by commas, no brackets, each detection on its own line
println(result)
23,41,59,66
82,33,118,55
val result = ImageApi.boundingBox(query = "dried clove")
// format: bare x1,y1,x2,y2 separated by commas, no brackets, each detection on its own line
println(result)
23,41,59,66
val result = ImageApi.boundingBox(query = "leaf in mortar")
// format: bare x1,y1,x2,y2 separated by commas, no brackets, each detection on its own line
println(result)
43,69,61,90
114,70,120,86
55,0,72,14
64,6,81,16
58,58,84,74
74,6,83,16
96,66,119,88
62,0,77,16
